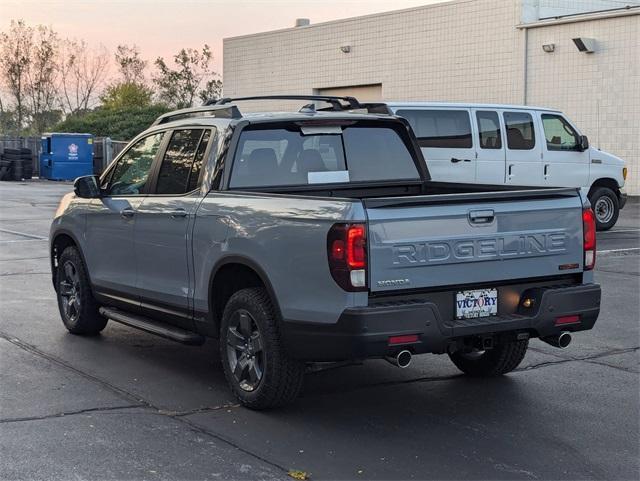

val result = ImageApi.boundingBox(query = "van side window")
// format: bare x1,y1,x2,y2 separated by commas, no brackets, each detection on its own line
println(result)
541,114,579,151
396,109,472,148
503,112,535,150
476,111,502,149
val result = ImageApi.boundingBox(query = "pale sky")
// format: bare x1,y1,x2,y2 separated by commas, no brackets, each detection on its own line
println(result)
0,0,444,75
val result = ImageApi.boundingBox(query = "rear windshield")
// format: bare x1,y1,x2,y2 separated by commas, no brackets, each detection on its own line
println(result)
229,124,420,188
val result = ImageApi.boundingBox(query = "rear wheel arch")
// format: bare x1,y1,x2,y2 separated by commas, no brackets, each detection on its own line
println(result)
208,257,282,335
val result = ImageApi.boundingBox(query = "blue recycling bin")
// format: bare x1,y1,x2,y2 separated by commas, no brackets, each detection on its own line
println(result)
39,133,94,180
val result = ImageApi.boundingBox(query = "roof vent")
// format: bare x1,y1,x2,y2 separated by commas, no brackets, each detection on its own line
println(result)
295,18,310,27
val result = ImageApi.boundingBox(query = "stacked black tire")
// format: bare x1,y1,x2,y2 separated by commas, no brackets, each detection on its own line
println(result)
0,148,33,181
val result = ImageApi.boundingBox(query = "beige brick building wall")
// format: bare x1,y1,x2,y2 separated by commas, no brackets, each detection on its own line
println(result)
223,0,640,194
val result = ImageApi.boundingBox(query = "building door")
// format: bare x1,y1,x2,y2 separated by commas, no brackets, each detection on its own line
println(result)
316,84,382,102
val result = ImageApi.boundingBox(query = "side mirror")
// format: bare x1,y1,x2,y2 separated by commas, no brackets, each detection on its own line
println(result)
73,175,101,199
579,135,589,151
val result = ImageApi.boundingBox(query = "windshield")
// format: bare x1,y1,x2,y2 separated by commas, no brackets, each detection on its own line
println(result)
229,124,420,188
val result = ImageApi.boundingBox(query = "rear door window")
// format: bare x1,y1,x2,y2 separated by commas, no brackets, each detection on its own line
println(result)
155,129,211,194
229,124,419,188
476,111,502,149
396,109,472,148
504,112,535,150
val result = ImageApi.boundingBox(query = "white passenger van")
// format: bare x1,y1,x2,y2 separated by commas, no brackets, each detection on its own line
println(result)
387,103,628,230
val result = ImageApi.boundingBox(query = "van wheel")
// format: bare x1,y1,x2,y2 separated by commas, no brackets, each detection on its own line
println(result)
220,287,304,409
448,339,528,376
56,246,108,335
589,187,619,231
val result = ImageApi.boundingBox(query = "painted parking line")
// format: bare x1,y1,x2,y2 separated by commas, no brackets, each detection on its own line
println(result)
0,228,48,240
597,247,640,255
0,239,48,244
598,229,640,234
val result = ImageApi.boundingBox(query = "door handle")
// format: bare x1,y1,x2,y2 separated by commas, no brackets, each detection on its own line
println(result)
544,164,549,177
469,209,495,225
451,157,472,163
169,208,187,218
507,164,514,176
120,208,135,219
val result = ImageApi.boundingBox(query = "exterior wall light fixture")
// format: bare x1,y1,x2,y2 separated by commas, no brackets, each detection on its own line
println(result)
572,37,596,53
542,43,555,53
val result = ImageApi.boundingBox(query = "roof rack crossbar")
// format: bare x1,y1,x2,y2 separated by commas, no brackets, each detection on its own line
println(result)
212,95,363,111
151,105,241,126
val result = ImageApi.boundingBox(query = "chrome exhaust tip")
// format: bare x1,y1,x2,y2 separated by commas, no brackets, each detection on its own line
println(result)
385,350,412,368
541,332,572,349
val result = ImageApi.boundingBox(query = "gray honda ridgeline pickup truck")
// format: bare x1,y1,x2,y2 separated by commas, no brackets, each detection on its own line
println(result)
51,95,601,409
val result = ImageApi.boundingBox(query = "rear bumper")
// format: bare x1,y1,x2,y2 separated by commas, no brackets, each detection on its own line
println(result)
282,283,601,361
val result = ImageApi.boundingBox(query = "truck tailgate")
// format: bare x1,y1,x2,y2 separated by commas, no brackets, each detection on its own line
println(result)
365,189,584,292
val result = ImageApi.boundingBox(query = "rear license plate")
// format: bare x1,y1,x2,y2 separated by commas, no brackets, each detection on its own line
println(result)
455,289,498,319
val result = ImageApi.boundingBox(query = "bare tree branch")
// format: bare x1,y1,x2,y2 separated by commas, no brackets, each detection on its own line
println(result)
59,39,109,114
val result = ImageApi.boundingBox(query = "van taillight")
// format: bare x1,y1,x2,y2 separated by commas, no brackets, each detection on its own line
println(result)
583,208,596,270
328,223,367,291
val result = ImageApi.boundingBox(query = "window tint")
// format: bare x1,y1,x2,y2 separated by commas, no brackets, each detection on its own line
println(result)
187,130,212,192
108,133,164,195
504,112,535,150
229,125,419,188
396,109,472,148
476,111,502,149
541,114,579,151
156,129,206,194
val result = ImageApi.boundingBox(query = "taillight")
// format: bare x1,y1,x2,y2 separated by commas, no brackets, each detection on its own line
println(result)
328,223,367,291
583,208,596,270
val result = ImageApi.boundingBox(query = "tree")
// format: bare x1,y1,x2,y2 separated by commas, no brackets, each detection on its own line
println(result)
24,24,59,133
58,39,109,115
115,44,147,85
0,20,61,134
0,20,32,133
54,104,170,141
100,82,154,110
153,45,222,109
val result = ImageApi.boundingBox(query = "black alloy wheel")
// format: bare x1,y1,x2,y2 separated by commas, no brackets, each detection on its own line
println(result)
226,309,265,392
59,261,82,323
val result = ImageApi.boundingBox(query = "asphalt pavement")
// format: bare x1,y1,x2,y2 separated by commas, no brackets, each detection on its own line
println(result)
1,180,638,481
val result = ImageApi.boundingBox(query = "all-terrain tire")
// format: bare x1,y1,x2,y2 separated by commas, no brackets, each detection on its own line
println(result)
220,287,304,409
56,246,107,335
589,186,619,231
448,339,529,376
